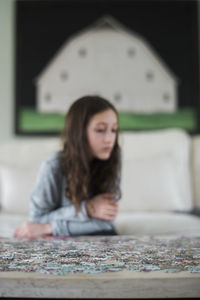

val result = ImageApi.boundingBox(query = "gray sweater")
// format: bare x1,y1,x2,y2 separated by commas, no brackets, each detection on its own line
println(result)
29,152,119,236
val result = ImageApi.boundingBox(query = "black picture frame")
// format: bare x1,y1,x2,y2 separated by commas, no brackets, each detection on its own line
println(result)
15,0,200,136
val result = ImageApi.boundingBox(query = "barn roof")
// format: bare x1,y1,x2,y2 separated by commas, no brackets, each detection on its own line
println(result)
35,15,179,85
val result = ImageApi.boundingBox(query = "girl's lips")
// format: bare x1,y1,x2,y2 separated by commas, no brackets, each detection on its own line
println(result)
103,147,112,152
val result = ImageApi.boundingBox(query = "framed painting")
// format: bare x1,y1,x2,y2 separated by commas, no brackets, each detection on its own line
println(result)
15,0,200,136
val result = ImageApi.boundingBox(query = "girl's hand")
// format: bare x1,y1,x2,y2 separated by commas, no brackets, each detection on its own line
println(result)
13,221,52,238
86,193,118,221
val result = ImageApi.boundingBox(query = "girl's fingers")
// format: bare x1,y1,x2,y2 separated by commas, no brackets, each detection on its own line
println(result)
103,208,117,216
14,226,22,237
104,203,118,211
106,208,118,215
104,214,116,220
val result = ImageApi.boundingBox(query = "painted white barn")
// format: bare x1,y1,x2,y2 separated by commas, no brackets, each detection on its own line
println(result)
35,15,178,113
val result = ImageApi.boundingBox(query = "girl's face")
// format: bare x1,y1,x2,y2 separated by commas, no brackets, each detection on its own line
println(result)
86,109,118,160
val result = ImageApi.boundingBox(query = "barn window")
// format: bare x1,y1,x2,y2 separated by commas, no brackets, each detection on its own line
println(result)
113,92,122,102
163,92,170,102
60,71,68,81
127,47,136,57
78,48,87,57
44,93,52,102
146,71,154,81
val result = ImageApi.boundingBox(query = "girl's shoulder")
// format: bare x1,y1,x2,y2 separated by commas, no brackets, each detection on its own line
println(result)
41,151,62,172
44,151,61,163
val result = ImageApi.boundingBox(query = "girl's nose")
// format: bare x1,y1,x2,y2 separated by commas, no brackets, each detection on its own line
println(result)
104,131,113,143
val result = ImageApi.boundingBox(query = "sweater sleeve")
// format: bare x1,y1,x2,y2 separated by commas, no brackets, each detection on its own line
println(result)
29,155,114,236
51,218,114,236
29,157,88,223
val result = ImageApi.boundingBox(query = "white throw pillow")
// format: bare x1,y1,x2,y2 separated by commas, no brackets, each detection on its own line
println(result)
0,164,38,215
119,152,185,212
119,129,193,211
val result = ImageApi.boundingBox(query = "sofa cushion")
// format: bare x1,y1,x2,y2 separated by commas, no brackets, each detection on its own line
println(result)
0,138,61,214
120,152,184,212
0,164,37,214
192,136,200,208
119,129,193,212
0,138,60,166
115,212,200,236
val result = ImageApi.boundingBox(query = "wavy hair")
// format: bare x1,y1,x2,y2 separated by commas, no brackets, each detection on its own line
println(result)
60,95,121,212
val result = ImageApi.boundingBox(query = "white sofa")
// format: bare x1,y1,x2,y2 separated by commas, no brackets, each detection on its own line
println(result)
0,128,200,237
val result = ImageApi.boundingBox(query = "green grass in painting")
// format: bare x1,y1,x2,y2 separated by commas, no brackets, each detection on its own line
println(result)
19,107,196,132
19,108,65,132
119,107,196,130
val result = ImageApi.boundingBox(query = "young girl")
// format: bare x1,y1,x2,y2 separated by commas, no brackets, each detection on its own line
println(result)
14,95,121,238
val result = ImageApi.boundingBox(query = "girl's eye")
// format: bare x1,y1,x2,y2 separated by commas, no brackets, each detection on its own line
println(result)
95,128,118,133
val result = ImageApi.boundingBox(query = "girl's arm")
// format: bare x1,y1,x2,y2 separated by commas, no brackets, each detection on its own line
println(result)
51,218,114,236
28,154,114,236
14,215,114,238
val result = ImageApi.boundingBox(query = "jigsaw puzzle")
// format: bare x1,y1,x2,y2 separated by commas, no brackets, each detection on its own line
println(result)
0,236,199,275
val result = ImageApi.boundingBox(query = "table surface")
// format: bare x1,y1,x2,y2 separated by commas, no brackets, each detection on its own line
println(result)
0,235,200,299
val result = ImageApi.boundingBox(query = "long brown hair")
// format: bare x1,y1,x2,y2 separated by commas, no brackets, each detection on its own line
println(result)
60,95,121,212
